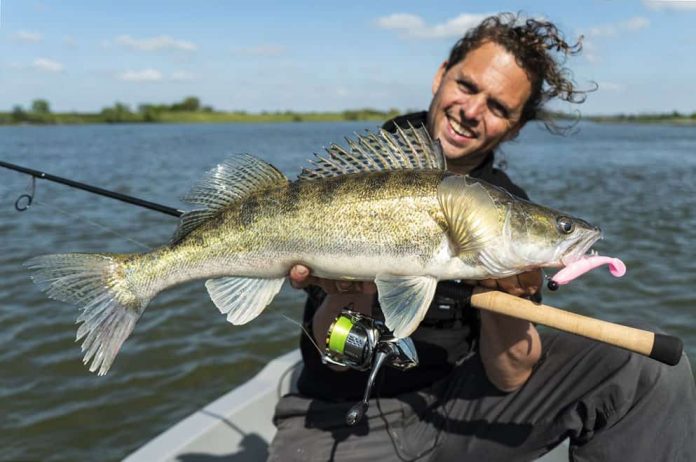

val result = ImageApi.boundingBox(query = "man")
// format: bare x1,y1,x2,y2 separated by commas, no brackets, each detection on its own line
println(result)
269,13,696,461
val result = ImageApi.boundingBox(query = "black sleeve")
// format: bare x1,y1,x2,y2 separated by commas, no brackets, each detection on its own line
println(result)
381,111,428,132
486,168,530,201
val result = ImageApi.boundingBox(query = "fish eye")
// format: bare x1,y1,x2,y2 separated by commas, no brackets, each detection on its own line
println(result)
556,216,574,234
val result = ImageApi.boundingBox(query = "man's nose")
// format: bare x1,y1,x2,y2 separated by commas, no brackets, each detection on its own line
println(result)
463,94,486,120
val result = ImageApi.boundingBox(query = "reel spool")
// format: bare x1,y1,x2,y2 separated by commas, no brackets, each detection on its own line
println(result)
323,310,419,425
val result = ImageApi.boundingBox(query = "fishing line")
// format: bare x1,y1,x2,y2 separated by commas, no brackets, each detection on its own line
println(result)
29,197,154,251
277,312,327,360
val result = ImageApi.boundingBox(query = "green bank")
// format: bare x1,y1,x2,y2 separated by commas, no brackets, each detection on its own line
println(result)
2,97,695,126
0,97,401,125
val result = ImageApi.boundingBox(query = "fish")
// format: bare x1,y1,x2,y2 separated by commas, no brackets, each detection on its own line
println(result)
26,125,601,375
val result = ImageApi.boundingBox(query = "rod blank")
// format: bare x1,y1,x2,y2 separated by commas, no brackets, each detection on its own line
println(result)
0,160,183,217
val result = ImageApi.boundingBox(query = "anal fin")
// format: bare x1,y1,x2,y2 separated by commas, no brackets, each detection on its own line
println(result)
205,276,285,325
375,275,438,338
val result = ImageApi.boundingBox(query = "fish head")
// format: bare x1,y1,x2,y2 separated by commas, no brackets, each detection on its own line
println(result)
503,199,602,270
438,175,601,276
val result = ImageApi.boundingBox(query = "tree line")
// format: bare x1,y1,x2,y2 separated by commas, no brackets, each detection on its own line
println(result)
0,97,402,125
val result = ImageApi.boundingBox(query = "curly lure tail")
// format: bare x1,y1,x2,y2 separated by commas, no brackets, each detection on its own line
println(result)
26,253,150,375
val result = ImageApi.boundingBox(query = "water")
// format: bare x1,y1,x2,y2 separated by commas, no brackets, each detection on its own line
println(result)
0,121,694,460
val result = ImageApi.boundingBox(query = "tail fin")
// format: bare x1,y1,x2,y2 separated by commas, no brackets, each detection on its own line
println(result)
26,253,149,375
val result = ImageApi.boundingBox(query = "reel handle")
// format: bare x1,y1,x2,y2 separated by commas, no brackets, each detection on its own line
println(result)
345,346,393,426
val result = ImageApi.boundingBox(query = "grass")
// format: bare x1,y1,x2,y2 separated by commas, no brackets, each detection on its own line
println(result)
0,109,402,126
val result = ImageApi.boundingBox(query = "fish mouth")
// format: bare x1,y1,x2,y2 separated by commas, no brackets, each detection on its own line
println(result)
559,230,603,267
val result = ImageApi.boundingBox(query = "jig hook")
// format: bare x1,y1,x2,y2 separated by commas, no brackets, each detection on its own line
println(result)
545,273,559,291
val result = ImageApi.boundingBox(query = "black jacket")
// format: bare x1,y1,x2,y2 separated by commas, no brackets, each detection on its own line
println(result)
296,112,530,400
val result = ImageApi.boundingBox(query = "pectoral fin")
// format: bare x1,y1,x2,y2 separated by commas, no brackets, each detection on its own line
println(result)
205,276,285,325
375,275,438,338
437,176,497,256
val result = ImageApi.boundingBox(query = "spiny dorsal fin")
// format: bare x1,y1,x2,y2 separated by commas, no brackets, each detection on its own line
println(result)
172,154,288,244
298,124,446,181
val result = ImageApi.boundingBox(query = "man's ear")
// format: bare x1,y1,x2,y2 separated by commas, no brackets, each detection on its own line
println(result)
432,61,448,95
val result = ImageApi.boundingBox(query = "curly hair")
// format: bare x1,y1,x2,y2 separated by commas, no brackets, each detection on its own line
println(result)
446,13,590,133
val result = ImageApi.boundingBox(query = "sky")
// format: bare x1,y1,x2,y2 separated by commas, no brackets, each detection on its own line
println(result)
1,0,696,115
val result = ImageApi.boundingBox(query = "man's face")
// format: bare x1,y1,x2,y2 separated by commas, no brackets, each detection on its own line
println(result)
427,41,532,168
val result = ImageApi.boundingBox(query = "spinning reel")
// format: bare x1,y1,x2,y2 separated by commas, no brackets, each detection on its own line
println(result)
323,310,419,426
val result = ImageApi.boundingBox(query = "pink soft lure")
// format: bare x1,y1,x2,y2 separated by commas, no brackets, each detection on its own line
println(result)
551,256,626,286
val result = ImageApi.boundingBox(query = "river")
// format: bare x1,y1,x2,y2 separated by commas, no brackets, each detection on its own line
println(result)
0,121,694,460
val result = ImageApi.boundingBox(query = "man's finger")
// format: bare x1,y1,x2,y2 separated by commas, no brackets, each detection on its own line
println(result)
478,279,499,290
360,281,378,294
517,270,542,295
289,265,312,289
334,281,378,294
495,275,527,297
335,281,355,293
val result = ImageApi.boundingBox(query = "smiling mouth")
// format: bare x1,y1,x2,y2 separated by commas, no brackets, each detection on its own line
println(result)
447,114,478,139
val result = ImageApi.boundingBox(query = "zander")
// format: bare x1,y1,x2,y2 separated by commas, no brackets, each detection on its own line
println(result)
27,125,600,375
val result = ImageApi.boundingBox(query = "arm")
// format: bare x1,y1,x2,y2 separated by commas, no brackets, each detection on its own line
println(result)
477,270,543,392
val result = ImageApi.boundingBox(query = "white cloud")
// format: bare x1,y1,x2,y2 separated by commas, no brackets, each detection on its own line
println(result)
376,13,425,31
231,44,287,56
13,30,43,43
32,58,64,73
117,69,198,82
581,16,650,64
115,35,197,52
118,69,163,82
376,13,491,39
587,16,650,38
644,0,696,10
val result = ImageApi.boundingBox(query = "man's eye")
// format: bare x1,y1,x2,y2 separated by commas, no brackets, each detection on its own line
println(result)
456,80,474,93
489,102,509,119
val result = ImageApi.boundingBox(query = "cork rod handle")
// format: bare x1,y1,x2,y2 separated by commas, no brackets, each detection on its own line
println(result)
470,287,683,366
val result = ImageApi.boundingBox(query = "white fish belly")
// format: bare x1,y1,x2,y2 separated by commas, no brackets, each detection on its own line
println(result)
306,235,485,281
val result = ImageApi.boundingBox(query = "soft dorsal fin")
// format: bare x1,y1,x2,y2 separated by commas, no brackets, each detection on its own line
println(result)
183,154,287,208
298,124,446,181
172,154,287,243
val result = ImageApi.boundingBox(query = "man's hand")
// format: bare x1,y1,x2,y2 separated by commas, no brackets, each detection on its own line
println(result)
289,264,377,294
477,269,542,298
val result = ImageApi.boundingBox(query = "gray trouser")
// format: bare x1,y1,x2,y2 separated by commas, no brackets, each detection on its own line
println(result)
268,331,696,461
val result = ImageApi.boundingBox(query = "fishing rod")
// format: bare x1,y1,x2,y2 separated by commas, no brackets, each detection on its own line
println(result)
1,160,684,380
0,160,184,217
